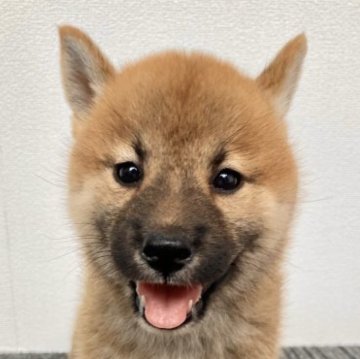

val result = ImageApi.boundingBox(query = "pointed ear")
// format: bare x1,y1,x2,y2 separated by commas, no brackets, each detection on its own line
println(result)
257,34,307,117
58,25,115,117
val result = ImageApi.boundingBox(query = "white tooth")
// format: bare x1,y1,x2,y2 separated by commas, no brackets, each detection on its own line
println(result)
188,300,193,313
139,295,146,314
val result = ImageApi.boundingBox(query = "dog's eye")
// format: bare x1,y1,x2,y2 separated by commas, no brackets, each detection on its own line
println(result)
114,162,142,185
213,169,243,192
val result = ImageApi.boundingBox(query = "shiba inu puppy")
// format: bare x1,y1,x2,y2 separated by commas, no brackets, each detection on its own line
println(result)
59,25,306,359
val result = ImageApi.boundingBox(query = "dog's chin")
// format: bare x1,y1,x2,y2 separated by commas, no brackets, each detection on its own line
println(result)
128,271,230,333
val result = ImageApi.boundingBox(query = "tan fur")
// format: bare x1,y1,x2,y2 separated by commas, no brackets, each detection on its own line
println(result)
59,25,306,359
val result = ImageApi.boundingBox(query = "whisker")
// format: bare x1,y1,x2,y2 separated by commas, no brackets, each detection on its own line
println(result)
36,173,65,189
45,247,83,263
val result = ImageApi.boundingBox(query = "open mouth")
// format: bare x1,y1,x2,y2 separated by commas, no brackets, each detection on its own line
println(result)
129,261,237,330
133,282,203,330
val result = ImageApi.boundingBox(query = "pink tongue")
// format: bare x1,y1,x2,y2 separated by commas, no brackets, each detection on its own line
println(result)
137,282,202,329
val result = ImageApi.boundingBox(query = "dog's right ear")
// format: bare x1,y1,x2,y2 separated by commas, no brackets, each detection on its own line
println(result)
58,25,115,121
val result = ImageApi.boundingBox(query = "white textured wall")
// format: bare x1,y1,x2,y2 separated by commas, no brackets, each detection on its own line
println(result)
1,0,360,353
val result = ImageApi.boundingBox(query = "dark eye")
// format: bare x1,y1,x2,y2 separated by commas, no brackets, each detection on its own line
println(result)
213,168,244,192
114,162,142,185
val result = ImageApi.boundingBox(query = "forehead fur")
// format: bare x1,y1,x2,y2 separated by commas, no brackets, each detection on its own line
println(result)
71,51,296,195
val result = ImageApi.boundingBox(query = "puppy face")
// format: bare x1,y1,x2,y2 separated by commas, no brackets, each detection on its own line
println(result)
60,26,306,332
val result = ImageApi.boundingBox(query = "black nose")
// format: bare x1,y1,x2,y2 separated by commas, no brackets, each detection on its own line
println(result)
142,235,192,275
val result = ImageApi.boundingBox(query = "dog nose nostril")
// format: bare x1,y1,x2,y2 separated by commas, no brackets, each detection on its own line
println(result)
174,247,192,261
142,237,192,275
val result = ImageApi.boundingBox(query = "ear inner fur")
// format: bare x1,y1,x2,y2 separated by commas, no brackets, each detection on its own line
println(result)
59,25,115,117
256,34,307,117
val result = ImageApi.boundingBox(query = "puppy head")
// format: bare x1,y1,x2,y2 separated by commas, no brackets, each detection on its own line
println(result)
59,26,306,332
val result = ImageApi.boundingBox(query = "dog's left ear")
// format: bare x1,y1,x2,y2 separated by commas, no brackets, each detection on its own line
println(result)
58,25,115,119
257,34,307,118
